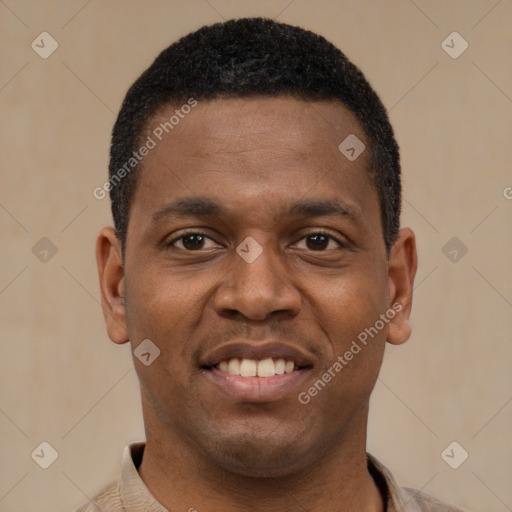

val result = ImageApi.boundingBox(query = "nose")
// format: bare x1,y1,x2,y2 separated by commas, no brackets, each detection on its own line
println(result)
214,239,302,322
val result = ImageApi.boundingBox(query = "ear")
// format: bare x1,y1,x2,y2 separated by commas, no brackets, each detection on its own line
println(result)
96,226,129,345
386,227,418,345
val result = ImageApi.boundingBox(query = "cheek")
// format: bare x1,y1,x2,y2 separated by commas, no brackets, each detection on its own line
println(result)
310,304,386,415
308,271,388,403
124,270,212,379
127,265,207,329
315,272,388,344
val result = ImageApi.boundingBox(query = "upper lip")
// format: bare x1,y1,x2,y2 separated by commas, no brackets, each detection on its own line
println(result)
201,341,314,368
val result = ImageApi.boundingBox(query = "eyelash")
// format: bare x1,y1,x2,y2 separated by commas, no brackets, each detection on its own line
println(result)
166,230,347,251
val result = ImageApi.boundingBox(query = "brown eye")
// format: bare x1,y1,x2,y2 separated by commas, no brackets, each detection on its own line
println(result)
181,234,206,250
306,234,329,250
168,231,218,251
296,233,344,251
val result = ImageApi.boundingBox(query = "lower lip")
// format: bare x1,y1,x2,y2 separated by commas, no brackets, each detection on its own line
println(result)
204,368,310,403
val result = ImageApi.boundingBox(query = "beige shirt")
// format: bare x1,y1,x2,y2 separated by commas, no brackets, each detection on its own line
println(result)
74,442,467,512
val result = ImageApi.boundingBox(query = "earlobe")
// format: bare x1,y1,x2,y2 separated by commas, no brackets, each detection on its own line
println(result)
96,227,130,345
387,311,412,345
386,227,418,346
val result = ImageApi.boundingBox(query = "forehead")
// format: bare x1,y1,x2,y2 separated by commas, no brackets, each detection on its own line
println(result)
143,96,367,162
130,96,378,231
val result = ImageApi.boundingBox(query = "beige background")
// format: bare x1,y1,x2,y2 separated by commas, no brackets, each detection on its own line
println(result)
1,1,511,511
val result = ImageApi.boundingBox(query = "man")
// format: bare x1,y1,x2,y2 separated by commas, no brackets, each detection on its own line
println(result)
77,17,467,512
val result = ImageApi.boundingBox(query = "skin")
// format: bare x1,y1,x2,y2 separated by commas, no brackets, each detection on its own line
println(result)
97,97,417,512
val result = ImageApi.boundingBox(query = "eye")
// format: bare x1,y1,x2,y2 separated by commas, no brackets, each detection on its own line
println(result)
167,231,219,251
294,232,345,251
166,231,347,252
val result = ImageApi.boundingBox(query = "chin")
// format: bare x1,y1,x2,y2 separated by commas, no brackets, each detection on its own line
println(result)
204,431,319,478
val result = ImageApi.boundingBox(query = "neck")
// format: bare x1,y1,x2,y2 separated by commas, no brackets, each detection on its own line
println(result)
138,402,385,512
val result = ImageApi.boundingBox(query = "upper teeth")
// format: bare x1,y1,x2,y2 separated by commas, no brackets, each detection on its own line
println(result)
217,358,295,377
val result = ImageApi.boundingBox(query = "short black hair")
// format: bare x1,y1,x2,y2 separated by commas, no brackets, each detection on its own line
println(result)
109,17,401,256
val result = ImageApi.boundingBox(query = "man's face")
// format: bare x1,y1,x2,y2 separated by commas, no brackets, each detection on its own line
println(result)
100,97,412,477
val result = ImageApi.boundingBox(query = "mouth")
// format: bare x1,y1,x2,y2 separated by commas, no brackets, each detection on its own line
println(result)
200,343,313,402
206,357,305,378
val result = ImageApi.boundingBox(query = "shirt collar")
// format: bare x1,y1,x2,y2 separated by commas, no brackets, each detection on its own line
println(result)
119,442,419,512
367,452,423,512
119,442,169,511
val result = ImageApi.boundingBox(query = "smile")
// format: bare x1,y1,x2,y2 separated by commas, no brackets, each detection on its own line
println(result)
200,341,314,401
215,357,296,378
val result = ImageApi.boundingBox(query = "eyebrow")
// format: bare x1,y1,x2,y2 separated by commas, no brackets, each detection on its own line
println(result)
151,196,359,223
